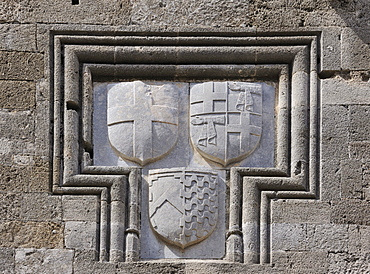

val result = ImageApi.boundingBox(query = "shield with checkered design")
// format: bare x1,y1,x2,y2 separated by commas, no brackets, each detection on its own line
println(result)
149,169,218,249
190,81,263,166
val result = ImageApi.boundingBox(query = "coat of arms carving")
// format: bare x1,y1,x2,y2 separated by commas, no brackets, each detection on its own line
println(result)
190,82,263,166
107,81,179,165
148,169,218,249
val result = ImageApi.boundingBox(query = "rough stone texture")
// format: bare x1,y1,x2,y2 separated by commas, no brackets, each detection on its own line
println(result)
0,221,63,248
64,221,97,250
331,200,370,226
0,247,15,274
62,195,98,222
0,51,43,80
15,248,74,274
0,24,36,52
0,0,369,273
341,27,370,70
21,193,62,222
0,81,35,110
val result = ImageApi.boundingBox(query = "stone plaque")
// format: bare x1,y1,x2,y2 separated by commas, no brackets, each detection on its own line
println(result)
93,80,273,259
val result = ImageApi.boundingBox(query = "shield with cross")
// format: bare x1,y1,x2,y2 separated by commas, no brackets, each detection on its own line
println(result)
190,81,263,166
107,81,179,165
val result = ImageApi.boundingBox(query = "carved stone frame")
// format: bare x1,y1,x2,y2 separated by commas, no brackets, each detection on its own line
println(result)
51,31,319,264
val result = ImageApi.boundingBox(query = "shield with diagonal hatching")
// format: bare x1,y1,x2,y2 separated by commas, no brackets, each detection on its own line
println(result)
190,82,263,166
149,169,218,249
107,81,179,165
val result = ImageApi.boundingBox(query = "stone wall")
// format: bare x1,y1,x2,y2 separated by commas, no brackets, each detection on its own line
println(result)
0,1,369,273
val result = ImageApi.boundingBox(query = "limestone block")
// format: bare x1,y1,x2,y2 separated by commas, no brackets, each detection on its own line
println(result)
321,104,349,158
72,250,119,274
320,28,341,72
0,51,43,80
321,105,349,201
28,156,50,192
306,224,348,252
321,77,370,105
62,195,97,222
21,193,62,222
331,200,370,225
0,24,36,52
0,0,131,25
271,200,331,224
360,226,370,253
0,221,63,248
348,225,362,254
271,223,307,251
0,110,34,142
0,248,14,274
340,159,363,199
341,27,370,70
0,193,22,220
349,141,370,160
130,0,251,27
15,248,73,274
0,166,29,192
272,251,328,274
328,252,370,274
64,221,97,250
0,81,36,110
349,105,370,142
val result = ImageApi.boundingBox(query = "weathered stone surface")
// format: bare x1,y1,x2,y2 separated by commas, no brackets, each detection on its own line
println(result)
321,105,349,201
349,105,370,142
0,193,22,220
62,195,97,222
331,200,370,225
340,159,363,199
306,224,348,252
0,0,131,25
0,247,15,274
321,77,370,105
0,51,43,80
272,200,331,224
15,248,73,274
0,110,34,141
328,252,370,274
0,24,36,52
341,27,370,70
320,27,342,72
0,166,29,192
272,251,328,274
21,193,62,222
349,141,370,160
0,221,63,248
0,81,36,110
271,223,307,251
64,221,97,250
0,0,369,271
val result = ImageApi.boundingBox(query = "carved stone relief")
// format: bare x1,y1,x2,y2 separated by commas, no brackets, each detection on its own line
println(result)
149,169,218,249
93,80,274,259
190,82,263,166
107,81,179,165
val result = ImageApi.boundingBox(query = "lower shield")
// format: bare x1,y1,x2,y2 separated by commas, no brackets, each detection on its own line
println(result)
149,169,218,249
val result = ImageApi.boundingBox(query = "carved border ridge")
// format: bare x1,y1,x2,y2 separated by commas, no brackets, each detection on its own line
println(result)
51,31,320,263
227,37,319,264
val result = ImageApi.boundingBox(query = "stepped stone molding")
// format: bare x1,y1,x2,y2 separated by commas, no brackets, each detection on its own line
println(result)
51,30,319,264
